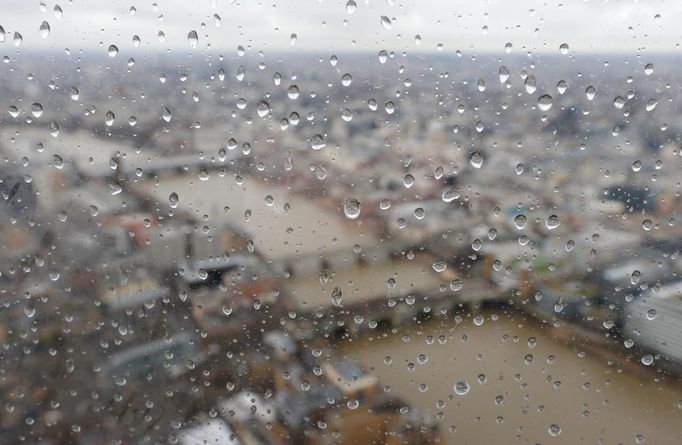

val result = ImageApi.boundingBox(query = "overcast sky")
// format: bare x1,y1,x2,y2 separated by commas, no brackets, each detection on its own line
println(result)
2,0,680,55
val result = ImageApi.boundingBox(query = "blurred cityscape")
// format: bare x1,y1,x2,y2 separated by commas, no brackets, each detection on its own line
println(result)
1,50,682,444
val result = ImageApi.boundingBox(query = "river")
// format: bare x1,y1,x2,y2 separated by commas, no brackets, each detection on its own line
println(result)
341,311,682,444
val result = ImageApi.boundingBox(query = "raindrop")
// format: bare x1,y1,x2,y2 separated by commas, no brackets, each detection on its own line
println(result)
548,424,562,437
331,287,343,307
613,96,625,109
631,270,641,285
378,50,388,63
341,73,352,86
514,214,527,230
343,198,361,219
107,45,118,57
546,215,560,230
105,111,115,126
432,261,447,273
559,43,569,54
585,86,596,100
236,65,245,81
287,85,300,99
557,80,568,94
162,107,171,122
469,152,483,168
346,0,357,14
256,100,270,118
524,75,537,94
644,63,654,75
13,32,22,46
477,78,486,92
31,103,43,118
498,66,510,83
39,21,50,38
537,94,553,111
380,16,392,30
403,174,415,188
454,381,470,395
169,192,179,208
442,188,460,203
311,134,326,150
641,219,653,231
641,354,654,366
187,30,198,48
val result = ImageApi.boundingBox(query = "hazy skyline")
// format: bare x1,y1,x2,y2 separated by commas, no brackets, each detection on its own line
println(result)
1,0,679,56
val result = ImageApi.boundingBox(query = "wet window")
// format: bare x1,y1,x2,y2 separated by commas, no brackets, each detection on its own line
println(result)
1,1,681,444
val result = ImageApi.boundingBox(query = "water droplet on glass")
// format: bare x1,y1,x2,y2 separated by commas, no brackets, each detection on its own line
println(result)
311,134,326,150
256,100,270,118
432,261,447,273
187,30,198,48
343,198,361,219
378,50,388,64
346,0,357,14
403,174,415,188
524,75,537,94
613,96,625,109
107,45,118,57
105,111,115,126
236,65,245,81
548,424,562,437
385,101,395,114
646,99,657,111
469,152,483,168
514,214,527,230
341,73,352,86
559,43,569,54
380,16,392,30
287,85,299,99
442,187,460,203
644,63,654,75
641,219,653,231
454,380,470,396
39,21,50,38
331,287,343,307
169,192,179,208
477,78,486,92
557,80,568,94
546,215,560,230
586,86,596,101
631,270,641,285
641,354,654,366
13,32,23,46
31,103,43,118
497,66,510,84
537,94,553,111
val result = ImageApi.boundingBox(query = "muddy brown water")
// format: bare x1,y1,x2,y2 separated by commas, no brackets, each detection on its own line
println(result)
340,311,682,445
